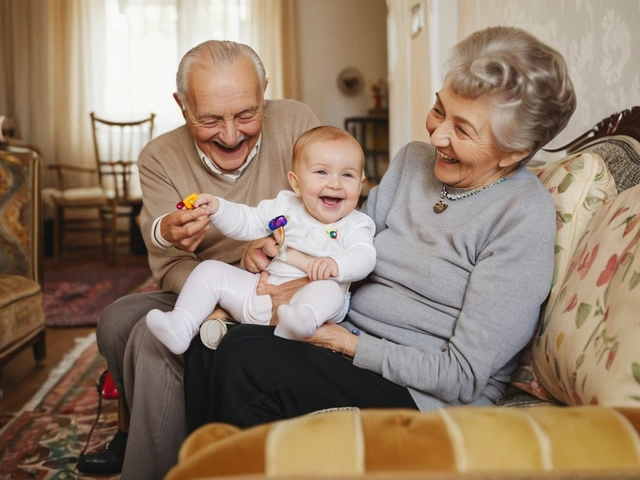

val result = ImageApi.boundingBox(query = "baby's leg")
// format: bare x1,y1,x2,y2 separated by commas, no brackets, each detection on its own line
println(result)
146,260,255,354
275,280,344,340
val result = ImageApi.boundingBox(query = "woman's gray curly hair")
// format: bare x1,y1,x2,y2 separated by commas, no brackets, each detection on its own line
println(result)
445,26,576,162
175,40,267,106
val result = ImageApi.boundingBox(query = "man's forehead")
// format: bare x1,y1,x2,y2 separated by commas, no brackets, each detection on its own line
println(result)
190,101,261,119
185,61,262,117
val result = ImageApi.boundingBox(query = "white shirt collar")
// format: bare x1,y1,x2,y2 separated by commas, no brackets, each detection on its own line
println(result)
195,133,262,180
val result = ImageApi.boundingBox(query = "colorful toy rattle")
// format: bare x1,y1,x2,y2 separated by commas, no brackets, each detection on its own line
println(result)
176,193,199,210
268,215,288,249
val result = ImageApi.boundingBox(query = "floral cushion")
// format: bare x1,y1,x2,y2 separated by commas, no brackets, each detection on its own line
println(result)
531,182,640,405
509,152,617,400
529,152,618,310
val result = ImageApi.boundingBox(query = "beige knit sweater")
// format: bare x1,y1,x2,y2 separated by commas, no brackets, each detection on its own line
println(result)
139,99,320,293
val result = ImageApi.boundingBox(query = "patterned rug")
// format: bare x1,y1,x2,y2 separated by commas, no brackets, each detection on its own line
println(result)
0,334,120,479
44,260,154,327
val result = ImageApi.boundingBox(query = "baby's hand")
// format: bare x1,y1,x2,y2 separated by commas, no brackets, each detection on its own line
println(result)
306,257,338,280
193,193,220,216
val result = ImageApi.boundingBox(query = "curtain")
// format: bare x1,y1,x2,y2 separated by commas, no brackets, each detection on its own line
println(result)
0,0,298,189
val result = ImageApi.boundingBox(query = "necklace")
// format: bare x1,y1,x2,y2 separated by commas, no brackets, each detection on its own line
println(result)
433,178,505,214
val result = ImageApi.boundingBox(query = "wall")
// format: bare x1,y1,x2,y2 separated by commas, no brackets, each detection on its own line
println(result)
387,0,640,160
458,0,640,155
386,0,457,157
296,0,388,128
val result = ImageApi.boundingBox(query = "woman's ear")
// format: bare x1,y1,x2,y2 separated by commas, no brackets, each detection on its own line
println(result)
287,171,301,196
499,149,531,168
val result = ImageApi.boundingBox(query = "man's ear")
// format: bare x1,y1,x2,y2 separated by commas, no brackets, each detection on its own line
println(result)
173,93,188,121
287,171,301,196
499,149,531,168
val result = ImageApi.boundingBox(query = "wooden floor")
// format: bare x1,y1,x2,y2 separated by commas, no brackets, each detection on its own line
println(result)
0,247,149,412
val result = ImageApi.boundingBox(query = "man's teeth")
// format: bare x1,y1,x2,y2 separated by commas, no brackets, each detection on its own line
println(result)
215,137,246,150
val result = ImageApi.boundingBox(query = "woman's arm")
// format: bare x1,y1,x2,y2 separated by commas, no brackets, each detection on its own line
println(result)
353,193,556,404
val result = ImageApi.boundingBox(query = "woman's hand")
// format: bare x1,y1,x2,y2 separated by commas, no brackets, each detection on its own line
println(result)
242,237,280,273
160,209,210,252
306,323,359,358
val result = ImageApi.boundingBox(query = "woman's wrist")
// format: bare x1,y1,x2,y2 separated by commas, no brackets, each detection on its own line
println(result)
340,328,360,357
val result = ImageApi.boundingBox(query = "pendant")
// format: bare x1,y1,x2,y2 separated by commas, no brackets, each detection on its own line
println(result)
433,201,448,214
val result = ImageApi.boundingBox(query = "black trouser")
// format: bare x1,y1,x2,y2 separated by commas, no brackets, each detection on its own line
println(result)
183,324,417,432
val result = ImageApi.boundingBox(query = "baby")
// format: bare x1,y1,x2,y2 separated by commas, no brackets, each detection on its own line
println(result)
146,126,376,355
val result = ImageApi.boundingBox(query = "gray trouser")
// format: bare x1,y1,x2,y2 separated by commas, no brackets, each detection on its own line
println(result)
96,290,183,480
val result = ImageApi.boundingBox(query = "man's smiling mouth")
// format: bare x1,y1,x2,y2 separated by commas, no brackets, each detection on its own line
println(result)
214,137,246,152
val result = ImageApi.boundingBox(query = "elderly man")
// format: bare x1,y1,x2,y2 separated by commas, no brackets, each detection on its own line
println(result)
79,40,320,479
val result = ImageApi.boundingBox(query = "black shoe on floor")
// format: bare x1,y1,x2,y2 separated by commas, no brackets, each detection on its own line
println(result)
76,430,128,475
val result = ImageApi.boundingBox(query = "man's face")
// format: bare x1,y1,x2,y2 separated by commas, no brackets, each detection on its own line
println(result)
178,56,265,173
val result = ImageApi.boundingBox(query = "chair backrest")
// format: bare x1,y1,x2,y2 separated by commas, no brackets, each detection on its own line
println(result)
0,148,42,285
90,112,155,203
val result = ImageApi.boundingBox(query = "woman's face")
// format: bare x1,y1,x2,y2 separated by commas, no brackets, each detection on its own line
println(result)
425,83,524,189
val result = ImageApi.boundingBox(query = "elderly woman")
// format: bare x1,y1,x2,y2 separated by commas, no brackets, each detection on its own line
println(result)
183,25,576,429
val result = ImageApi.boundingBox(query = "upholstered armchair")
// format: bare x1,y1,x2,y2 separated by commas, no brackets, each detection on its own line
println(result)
0,147,46,396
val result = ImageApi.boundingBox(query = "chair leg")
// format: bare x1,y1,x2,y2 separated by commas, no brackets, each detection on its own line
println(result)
53,205,62,261
32,330,47,364
110,206,118,265
99,208,111,264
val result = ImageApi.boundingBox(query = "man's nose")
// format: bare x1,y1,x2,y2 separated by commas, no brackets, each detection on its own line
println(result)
218,120,239,146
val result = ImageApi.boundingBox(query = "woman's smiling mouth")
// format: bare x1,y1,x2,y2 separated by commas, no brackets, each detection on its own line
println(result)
437,149,459,164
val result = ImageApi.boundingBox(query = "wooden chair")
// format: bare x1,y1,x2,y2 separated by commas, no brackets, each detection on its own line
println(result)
49,112,155,264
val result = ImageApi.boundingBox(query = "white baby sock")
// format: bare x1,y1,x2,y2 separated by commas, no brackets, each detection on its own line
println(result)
146,307,200,355
274,304,319,340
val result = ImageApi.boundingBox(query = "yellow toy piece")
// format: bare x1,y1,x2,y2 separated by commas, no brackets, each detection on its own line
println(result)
182,193,199,210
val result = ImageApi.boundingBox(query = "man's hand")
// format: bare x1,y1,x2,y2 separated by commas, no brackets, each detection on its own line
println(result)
255,272,310,324
160,209,210,252
242,236,280,273
306,257,338,280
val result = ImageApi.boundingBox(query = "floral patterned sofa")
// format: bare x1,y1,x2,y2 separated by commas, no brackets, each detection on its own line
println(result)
0,146,46,396
166,108,640,480
504,106,640,409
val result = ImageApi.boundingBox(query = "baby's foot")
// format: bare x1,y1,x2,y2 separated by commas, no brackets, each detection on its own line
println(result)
200,319,228,350
146,308,198,355
274,304,318,340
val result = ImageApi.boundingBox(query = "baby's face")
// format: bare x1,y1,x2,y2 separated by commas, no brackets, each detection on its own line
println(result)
288,139,364,224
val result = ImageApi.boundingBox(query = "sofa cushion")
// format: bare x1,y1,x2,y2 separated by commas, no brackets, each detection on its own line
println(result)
529,151,618,308
531,182,640,406
509,152,617,401
165,406,640,479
